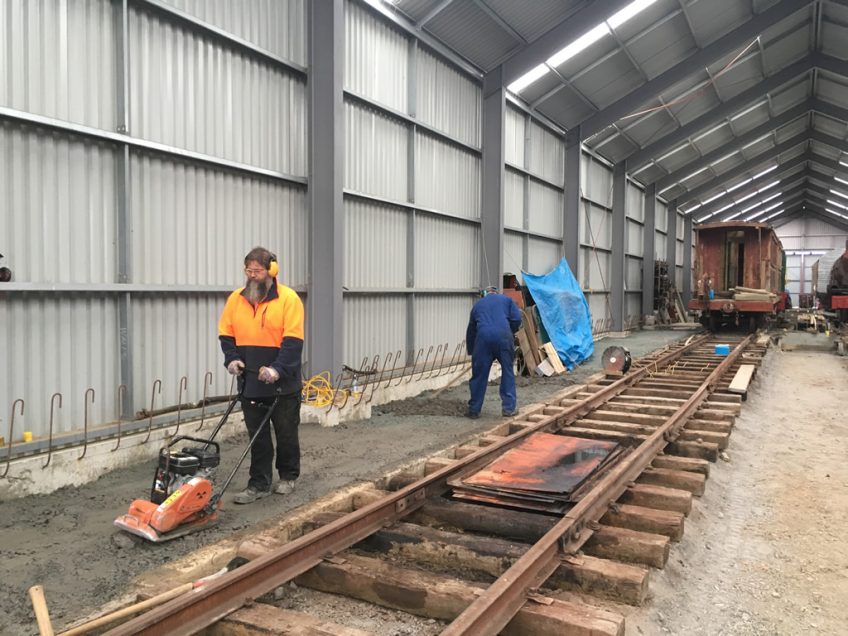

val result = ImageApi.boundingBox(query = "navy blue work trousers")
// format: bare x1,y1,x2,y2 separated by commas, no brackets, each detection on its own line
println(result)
467,336,516,416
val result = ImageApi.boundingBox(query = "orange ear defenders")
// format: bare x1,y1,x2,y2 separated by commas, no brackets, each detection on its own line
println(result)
267,254,279,278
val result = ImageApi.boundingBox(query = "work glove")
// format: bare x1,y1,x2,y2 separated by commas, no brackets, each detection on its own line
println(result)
227,360,245,376
258,366,280,384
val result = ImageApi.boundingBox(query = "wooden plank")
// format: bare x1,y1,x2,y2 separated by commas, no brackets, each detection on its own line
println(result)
541,342,566,374
652,455,710,477
522,309,544,358
728,364,756,395
294,553,625,636
516,327,539,374
209,604,375,636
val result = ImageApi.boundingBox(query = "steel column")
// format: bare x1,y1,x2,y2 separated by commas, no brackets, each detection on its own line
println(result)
308,0,344,376
683,213,693,305
481,69,505,289
406,39,418,362
666,201,678,291
115,0,134,420
522,114,531,273
564,128,581,272
611,163,626,331
642,183,657,317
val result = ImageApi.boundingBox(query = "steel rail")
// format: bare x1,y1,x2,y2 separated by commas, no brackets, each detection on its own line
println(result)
442,334,754,636
107,334,711,636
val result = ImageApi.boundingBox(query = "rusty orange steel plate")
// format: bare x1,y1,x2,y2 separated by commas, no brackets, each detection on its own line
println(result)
460,433,618,495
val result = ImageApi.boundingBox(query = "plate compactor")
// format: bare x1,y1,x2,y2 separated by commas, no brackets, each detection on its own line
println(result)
115,383,279,543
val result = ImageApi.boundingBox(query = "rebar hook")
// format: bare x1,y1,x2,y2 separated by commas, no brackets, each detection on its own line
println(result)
417,346,434,381
355,355,379,407
173,376,188,437
144,380,161,444
43,393,62,468
78,389,95,460
197,372,213,432
113,385,127,452
1,399,25,478
406,348,424,384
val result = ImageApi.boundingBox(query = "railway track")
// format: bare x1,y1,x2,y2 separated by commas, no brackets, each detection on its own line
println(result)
106,332,768,636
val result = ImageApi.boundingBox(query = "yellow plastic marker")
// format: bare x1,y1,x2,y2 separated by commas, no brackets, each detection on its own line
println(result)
22,431,33,443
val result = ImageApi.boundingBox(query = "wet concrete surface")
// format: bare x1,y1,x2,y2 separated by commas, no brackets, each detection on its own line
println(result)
0,329,689,635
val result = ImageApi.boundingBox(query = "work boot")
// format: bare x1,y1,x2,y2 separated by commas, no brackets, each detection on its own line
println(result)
233,487,271,504
502,409,518,417
465,411,480,419
274,480,296,495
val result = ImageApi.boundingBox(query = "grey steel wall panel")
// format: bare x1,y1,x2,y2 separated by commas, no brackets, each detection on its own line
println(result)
626,258,642,289
626,294,641,320
344,198,408,288
504,106,525,167
414,215,478,288
626,181,644,222
586,292,609,323
655,200,668,233
414,295,473,352
415,132,481,219
345,0,409,113
343,296,407,366
2,295,119,438
655,232,667,260
527,181,563,237
581,153,612,208
129,5,308,175
527,121,564,187
627,219,644,256
504,168,524,229
527,238,560,275
130,152,309,287
416,47,481,147
0,0,117,130
131,294,232,413
581,200,613,251
676,265,683,289
161,0,308,66
0,121,117,284
584,249,611,292
504,232,524,280
677,212,685,240
345,101,409,201
676,240,684,264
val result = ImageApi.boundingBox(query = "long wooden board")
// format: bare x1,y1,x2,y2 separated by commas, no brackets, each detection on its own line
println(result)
728,364,756,396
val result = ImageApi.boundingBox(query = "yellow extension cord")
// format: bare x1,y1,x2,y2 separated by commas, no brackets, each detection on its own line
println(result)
301,372,361,407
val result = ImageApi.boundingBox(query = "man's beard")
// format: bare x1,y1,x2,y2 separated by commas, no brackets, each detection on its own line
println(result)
245,278,272,305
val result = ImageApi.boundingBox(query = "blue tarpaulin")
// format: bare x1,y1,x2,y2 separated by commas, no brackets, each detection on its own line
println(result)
523,258,594,370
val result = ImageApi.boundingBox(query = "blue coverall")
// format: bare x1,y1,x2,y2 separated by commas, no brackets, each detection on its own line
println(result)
466,293,523,416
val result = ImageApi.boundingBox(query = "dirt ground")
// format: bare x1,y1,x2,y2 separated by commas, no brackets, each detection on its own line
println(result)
626,348,848,635
0,330,685,635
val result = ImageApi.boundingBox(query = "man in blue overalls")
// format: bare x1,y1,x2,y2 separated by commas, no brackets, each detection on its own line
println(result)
465,286,523,419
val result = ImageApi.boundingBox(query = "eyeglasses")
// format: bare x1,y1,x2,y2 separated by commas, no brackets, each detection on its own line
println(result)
244,268,267,276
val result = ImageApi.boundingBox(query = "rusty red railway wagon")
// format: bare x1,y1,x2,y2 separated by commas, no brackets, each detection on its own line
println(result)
688,221,786,331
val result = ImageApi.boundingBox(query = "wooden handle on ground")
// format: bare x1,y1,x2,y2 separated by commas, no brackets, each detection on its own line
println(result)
28,585,54,636
59,582,193,636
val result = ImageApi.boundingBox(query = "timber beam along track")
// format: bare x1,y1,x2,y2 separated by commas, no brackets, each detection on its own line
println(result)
107,333,768,636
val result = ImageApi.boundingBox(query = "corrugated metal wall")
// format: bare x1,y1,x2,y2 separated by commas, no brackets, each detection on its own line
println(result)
501,105,564,282
1,0,308,437
776,217,848,305
580,152,613,324
625,180,645,320
342,0,481,365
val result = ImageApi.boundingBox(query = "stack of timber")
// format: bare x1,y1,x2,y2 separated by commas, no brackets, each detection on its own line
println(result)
516,306,566,376
731,286,777,302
